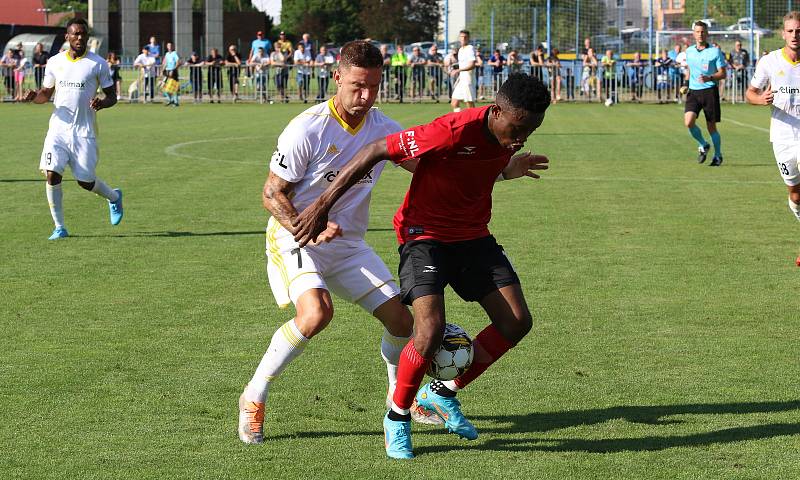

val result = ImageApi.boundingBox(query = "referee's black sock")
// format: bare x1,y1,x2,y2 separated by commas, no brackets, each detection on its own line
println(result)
430,380,457,397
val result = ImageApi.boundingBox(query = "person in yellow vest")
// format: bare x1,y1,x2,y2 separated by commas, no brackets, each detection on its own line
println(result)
391,44,408,103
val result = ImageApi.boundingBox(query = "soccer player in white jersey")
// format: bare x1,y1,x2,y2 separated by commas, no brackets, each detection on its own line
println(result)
238,41,415,444
451,30,477,112
747,11,800,266
23,17,123,240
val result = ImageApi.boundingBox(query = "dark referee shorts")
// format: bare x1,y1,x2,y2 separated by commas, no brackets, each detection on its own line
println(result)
685,87,721,123
397,235,520,305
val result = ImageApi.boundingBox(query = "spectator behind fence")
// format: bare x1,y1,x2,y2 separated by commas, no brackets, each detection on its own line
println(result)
13,48,28,101
474,47,485,100
546,48,562,103
669,44,682,102
187,51,204,103
248,30,272,65
294,42,312,103
299,33,313,54
654,49,674,103
380,44,391,102
391,43,408,102
601,49,616,105
711,42,727,100
251,46,271,102
226,45,242,103
162,42,182,107
729,40,749,101
408,46,427,102
581,37,592,59
275,31,293,61
33,42,48,90
628,51,644,103
206,47,224,103
133,46,157,102
528,46,544,80
427,44,443,102
2,49,17,99
106,51,121,99
270,43,288,103
582,47,598,100
444,46,458,98
315,45,335,102
488,49,505,94
676,44,688,103
145,36,161,63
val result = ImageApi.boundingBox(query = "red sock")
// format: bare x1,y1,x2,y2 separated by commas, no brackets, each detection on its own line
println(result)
392,340,431,409
454,324,515,389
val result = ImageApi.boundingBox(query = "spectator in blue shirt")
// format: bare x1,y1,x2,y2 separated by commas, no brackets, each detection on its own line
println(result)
248,31,272,66
488,49,505,92
145,36,161,64
162,42,181,106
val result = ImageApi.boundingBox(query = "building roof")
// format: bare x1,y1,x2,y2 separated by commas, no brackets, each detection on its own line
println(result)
0,0,52,27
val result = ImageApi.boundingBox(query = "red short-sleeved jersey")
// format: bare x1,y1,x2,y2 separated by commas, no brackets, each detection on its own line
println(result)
385,106,513,244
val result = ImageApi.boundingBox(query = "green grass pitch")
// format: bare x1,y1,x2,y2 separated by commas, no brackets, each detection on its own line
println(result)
1,101,798,479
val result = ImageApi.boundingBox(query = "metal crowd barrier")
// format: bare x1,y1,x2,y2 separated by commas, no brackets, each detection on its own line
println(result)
1,61,756,105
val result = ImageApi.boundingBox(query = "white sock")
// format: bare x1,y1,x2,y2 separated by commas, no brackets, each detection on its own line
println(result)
391,402,410,416
381,329,411,396
453,107,461,112
91,179,119,202
789,198,800,222
46,183,65,228
441,380,461,392
244,319,309,403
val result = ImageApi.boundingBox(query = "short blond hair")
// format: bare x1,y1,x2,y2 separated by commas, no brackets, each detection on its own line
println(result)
784,11,800,24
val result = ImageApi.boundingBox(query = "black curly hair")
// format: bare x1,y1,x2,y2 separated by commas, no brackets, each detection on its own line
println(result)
496,73,551,115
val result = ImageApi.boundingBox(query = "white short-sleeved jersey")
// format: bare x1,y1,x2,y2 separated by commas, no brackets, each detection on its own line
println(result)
269,98,402,244
43,51,113,138
751,49,800,143
457,45,476,80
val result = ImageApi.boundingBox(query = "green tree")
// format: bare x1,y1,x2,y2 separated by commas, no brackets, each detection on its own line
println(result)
360,0,441,43
280,0,364,43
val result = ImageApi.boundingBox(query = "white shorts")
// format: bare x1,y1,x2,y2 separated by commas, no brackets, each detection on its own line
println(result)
451,72,475,102
772,143,800,186
39,133,99,182
265,217,400,313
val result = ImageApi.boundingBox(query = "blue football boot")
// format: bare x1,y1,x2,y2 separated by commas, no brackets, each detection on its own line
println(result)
48,226,69,240
383,411,414,459
109,189,123,225
415,383,478,440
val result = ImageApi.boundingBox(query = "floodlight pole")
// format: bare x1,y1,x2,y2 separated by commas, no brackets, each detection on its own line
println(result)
444,0,449,50
490,8,494,52
546,0,551,55
703,0,707,19
749,0,754,61
575,0,580,62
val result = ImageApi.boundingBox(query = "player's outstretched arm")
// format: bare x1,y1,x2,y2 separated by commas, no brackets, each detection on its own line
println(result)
22,86,54,104
746,86,773,106
91,85,118,111
501,152,549,181
292,138,389,247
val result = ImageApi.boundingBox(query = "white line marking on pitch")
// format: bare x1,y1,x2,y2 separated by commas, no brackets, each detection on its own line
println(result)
544,176,773,185
725,118,770,133
164,136,262,164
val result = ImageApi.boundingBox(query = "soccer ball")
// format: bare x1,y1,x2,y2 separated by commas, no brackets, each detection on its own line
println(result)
427,323,474,381
604,97,614,107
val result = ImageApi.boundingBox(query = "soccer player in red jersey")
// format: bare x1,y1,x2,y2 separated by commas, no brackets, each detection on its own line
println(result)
292,73,551,458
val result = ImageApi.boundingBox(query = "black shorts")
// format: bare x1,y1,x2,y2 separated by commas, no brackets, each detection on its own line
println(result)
397,235,520,305
685,87,721,123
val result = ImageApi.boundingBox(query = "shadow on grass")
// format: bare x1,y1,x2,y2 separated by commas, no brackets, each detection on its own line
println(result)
73,230,265,238
411,400,800,455
1,178,71,183
74,227,396,238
